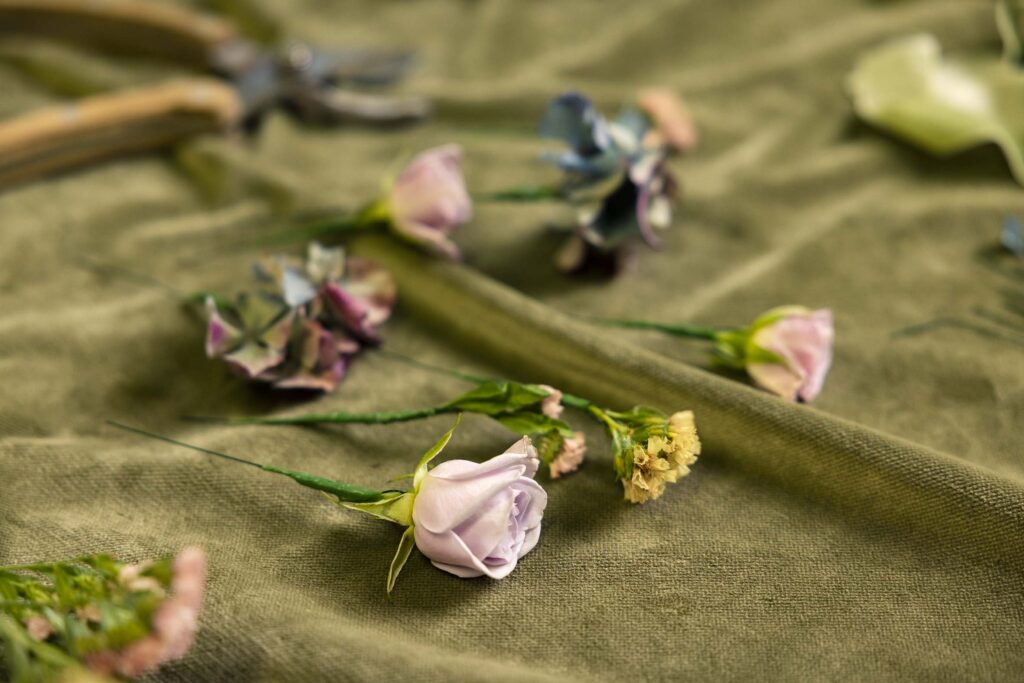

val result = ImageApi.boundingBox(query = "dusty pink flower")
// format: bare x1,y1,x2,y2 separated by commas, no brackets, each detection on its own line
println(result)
386,144,472,260
549,432,586,479
412,438,546,579
24,615,52,641
86,547,206,679
538,385,564,420
746,308,834,402
637,87,698,154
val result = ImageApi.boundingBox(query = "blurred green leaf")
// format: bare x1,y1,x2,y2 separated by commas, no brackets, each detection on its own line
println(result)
847,34,1024,185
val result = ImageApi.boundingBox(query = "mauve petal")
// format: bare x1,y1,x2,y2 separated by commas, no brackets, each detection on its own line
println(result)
518,525,542,559
388,144,471,257
503,437,540,477
414,527,514,578
204,307,240,358
509,478,547,532
797,309,834,401
451,488,516,560
413,462,527,533
343,258,396,327
322,281,376,341
428,560,484,579
429,451,535,482
751,309,834,402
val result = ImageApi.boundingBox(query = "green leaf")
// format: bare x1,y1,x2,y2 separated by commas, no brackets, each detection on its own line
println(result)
341,492,414,526
387,526,417,594
444,381,549,415
847,34,1024,185
997,0,1023,65
413,415,461,489
493,412,572,437
606,405,666,424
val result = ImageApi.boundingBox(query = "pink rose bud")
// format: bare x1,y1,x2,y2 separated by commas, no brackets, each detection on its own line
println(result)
387,144,472,260
412,438,547,579
538,384,564,420
637,87,698,154
747,308,834,402
549,432,587,479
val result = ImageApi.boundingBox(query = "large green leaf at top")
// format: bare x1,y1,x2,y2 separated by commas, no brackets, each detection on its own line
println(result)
847,34,1024,185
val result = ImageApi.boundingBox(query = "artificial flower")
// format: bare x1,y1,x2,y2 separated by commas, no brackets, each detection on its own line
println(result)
192,360,702,503
265,145,471,260
110,418,545,591
0,547,206,681
412,437,547,579
590,406,701,503
197,379,585,477
383,144,472,260
598,306,835,402
202,242,394,392
739,307,834,402
539,92,680,273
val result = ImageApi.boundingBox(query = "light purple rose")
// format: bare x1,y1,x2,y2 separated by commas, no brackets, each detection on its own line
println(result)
387,144,472,260
746,307,834,402
412,438,546,579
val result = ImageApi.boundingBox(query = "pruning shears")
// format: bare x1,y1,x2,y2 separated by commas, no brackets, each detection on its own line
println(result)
0,0,431,188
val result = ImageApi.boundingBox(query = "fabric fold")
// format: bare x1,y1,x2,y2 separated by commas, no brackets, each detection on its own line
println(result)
352,235,1024,565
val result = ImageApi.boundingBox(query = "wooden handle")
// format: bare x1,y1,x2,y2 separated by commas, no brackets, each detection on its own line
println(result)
0,0,239,68
0,78,244,188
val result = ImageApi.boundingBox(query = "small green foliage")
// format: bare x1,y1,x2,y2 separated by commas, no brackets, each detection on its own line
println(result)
0,554,173,681
444,381,551,415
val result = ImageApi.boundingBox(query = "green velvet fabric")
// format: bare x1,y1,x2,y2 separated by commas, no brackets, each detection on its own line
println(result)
1,0,1023,680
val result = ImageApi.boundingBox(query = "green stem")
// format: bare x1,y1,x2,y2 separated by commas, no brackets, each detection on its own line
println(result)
185,406,453,426
107,421,388,503
588,405,625,433
593,318,720,340
474,184,564,202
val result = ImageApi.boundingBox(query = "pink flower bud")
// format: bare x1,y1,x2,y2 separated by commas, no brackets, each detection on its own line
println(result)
747,308,834,402
387,145,472,260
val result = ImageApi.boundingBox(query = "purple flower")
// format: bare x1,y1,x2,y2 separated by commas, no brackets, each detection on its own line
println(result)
204,294,295,378
745,307,834,402
203,243,395,392
412,437,547,579
386,145,472,260
540,92,681,274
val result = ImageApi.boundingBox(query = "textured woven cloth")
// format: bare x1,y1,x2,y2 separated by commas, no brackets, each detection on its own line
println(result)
1,0,1023,680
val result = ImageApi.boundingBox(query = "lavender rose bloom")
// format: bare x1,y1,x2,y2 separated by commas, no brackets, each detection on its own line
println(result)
412,438,546,579
746,307,834,402
386,144,472,260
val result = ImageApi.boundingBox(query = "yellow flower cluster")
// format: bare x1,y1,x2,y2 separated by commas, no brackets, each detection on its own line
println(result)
622,411,701,504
